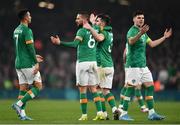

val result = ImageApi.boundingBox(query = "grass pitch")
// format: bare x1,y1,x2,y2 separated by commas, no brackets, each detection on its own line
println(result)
0,99,180,124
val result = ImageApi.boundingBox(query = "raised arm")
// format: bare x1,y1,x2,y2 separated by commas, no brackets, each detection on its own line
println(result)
128,24,149,45
50,35,80,48
83,22,104,42
148,28,172,48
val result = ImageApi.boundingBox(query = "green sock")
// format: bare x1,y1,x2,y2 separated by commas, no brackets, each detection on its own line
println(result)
105,92,116,108
92,92,102,112
145,86,154,110
99,92,106,112
135,89,145,108
18,90,27,110
123,87,134,111
21,87,40,104
80,93,87,114
120,87,127,105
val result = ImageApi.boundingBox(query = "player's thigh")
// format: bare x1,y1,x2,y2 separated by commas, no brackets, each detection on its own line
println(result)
141,67,153,84
21,67,34,84
33,72,43,90
99,67,114,89
97,67,102,84
88,62,98,86
16,69,28,85
22,67,42,85
125,67,141,86
76,62,89,86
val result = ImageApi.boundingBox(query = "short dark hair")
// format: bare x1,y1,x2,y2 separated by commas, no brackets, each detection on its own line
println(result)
78,11,89,20
97,13,111,26
18,9,29,20
132,10,144,18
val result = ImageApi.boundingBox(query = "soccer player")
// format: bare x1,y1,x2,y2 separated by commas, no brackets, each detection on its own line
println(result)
83,14,120,120
119,48,148,113
12,9,43,120
50,12,105,121
119,10,172,121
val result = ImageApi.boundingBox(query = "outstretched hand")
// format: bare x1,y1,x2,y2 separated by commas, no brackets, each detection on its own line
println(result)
164,28,172,39
50,35,61,45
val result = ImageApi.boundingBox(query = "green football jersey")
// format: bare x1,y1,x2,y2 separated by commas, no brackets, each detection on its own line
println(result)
97,26,113,67
13,24,37,69
76,27,97,62
125,25,151,68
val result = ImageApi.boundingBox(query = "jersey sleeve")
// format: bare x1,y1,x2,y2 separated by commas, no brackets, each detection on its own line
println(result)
145,33,152,43
61,40,80,48
24,29,33,43
75,28,85,41
127,27,138,39
24,29,37,63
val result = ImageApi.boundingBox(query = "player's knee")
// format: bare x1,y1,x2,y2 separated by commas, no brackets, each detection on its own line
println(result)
33,82,43,90
102,89,110,95
144,82,154,87
135,85,141,89
89,86,97,93
79,86,87,93
19,84,29,91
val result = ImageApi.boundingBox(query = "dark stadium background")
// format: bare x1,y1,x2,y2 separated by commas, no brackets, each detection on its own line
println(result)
0,0,180,100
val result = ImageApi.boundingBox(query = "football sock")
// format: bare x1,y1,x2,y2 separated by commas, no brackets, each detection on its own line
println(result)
80,93,88,114
145,86,154,110
135,89,145,108
123,87,134,111
92,92,102,112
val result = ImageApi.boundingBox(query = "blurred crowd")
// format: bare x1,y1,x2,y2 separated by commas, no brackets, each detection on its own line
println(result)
0,0,180,91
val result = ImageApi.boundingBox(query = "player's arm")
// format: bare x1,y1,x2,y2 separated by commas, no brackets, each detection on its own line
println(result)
26,40,39,74
128,24,149,45
24,29,39,74
83,22,104,42
148,28,172,48
24,29,38,64
26,40,37,64
50,35,80,47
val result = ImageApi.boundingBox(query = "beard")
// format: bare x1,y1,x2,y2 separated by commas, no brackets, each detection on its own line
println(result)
77,24,83,29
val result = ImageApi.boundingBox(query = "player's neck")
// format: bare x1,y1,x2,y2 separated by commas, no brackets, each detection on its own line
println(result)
20,21,28,27
134,24,141,29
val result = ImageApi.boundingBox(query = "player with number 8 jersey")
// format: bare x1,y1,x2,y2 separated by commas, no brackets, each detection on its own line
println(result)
76,27,97,62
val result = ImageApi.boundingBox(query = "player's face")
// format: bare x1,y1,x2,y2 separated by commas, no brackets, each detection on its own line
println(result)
95,17,102,26
75,14,84,26
133,15,144,27
24,12,32,24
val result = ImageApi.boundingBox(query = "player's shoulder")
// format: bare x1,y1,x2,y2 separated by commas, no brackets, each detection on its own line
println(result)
129,25,138,31
103,26,112,31
127,25,138,34
14,24,23,34
102,26,112,35
77,27,89,36
77,27,86,32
